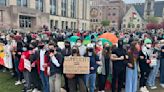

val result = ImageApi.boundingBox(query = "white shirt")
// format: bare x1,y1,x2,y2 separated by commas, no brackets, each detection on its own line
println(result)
51,56,60,67
78,45,86,56
40,49,46,71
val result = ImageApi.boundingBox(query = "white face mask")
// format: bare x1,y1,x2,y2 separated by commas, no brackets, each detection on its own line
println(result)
88,52,92,56
76,42,82,46
146,44,152,49
22,47,27,51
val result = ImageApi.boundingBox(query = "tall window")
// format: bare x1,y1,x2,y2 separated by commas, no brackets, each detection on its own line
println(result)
147,2,151,15
19,15,32,28
36,0,44,12
50,0,57,15
61,0,67,17
82,0,85,19
0,0,6,6
17,0,28,7
71,0,76,18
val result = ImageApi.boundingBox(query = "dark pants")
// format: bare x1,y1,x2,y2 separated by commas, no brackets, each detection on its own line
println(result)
64,74,70,92
112,67,124,92
67,75,87,92
98,74,107,91
139,61,151,87
160,58,164,84
40,71,49,92
23,70,31,90
31,68,42,90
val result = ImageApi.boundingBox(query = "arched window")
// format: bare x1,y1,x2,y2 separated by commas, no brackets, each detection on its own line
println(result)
132,24,135,28
137,24,140,28
123,24,126,28
128,24,131,28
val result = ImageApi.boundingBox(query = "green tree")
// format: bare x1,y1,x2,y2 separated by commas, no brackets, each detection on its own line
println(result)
101,20,110,27
146,16,159,23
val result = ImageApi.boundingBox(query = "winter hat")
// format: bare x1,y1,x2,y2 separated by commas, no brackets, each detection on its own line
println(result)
144,38,152,44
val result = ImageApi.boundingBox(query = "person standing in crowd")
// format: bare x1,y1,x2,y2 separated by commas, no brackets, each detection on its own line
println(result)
147,42,160,89
33,42,50,92
111,39,128,92
62,41,72,92
18,45,32,92
139,38,153,92
48,43,63,92
29,41,42,92
98,43,111,92
84,44,100,92
76,39,86,56
160,40,164,88
125,41,140,92
65,46,87,92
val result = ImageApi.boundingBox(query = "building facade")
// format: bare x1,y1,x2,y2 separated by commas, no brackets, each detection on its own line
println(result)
0,0,90,31
122,0,164,31
90,0,126,30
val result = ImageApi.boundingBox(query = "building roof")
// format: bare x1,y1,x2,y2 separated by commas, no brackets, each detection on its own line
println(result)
154,1,164,17
132,1,164,18
133,3,145,17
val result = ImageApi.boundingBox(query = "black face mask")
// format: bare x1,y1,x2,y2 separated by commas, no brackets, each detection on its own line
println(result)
118,40,123,48
72,49,77,54
88,48,93,52
39,45,44,49
28,47,33,50
105,47,110,51
49,49,54,53
65,45,70,48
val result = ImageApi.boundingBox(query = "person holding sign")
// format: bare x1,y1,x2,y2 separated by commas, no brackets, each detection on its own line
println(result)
65,46,88,92
84,44,100,92
18,45,32,92
48,43,63,92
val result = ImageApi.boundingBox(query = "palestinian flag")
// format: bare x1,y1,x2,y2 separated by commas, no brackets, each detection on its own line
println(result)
132,12,137,19
0,43,5,65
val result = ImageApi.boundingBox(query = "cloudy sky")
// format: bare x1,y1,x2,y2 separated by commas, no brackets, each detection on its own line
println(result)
123,0,164,3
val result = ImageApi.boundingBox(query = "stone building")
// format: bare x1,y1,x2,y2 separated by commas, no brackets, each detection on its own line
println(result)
90,0,126,30
122,0,164,31
0,0,90,31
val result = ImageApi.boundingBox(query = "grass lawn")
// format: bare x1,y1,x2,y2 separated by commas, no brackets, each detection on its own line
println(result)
0,71,23,92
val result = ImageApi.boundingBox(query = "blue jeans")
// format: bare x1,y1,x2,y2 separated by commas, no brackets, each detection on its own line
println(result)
160,58,164,84
14,57,22,81
125,63,138,92
84,73,96,92
40,71,50,92
147,60,160,86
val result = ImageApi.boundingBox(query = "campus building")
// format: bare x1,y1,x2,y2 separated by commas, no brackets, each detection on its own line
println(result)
0,0,90,31
90,0,126,30
122,0,164,31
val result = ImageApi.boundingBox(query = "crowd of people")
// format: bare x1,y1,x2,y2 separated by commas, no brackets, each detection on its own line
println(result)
0,29,164,92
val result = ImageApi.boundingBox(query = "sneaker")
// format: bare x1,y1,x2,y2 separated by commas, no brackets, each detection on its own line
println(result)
144,86,149,92
32,88,38,92
22,79,26,84
26,89,32,92
140,87,145,92
150,86,157,89
160,84,164,88
15,81,22,85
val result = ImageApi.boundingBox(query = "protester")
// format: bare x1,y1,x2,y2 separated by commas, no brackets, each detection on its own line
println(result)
139,38,153,92
125,41,140,92
160,40,164,88
111,39,128,92
98,43,111,92
147,41,160,89
48,43,63,92
84,43,100,92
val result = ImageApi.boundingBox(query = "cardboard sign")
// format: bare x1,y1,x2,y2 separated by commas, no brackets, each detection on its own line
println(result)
63,56,90,74
24,59,31,72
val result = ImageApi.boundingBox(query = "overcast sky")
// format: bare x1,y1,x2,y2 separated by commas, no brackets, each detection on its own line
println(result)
123,0,164,3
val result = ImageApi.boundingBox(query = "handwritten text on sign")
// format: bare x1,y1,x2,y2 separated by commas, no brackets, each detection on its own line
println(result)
63,56,90,74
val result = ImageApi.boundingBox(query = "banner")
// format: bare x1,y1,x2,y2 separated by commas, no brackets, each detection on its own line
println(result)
24,59,31,72
63,56,90,74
